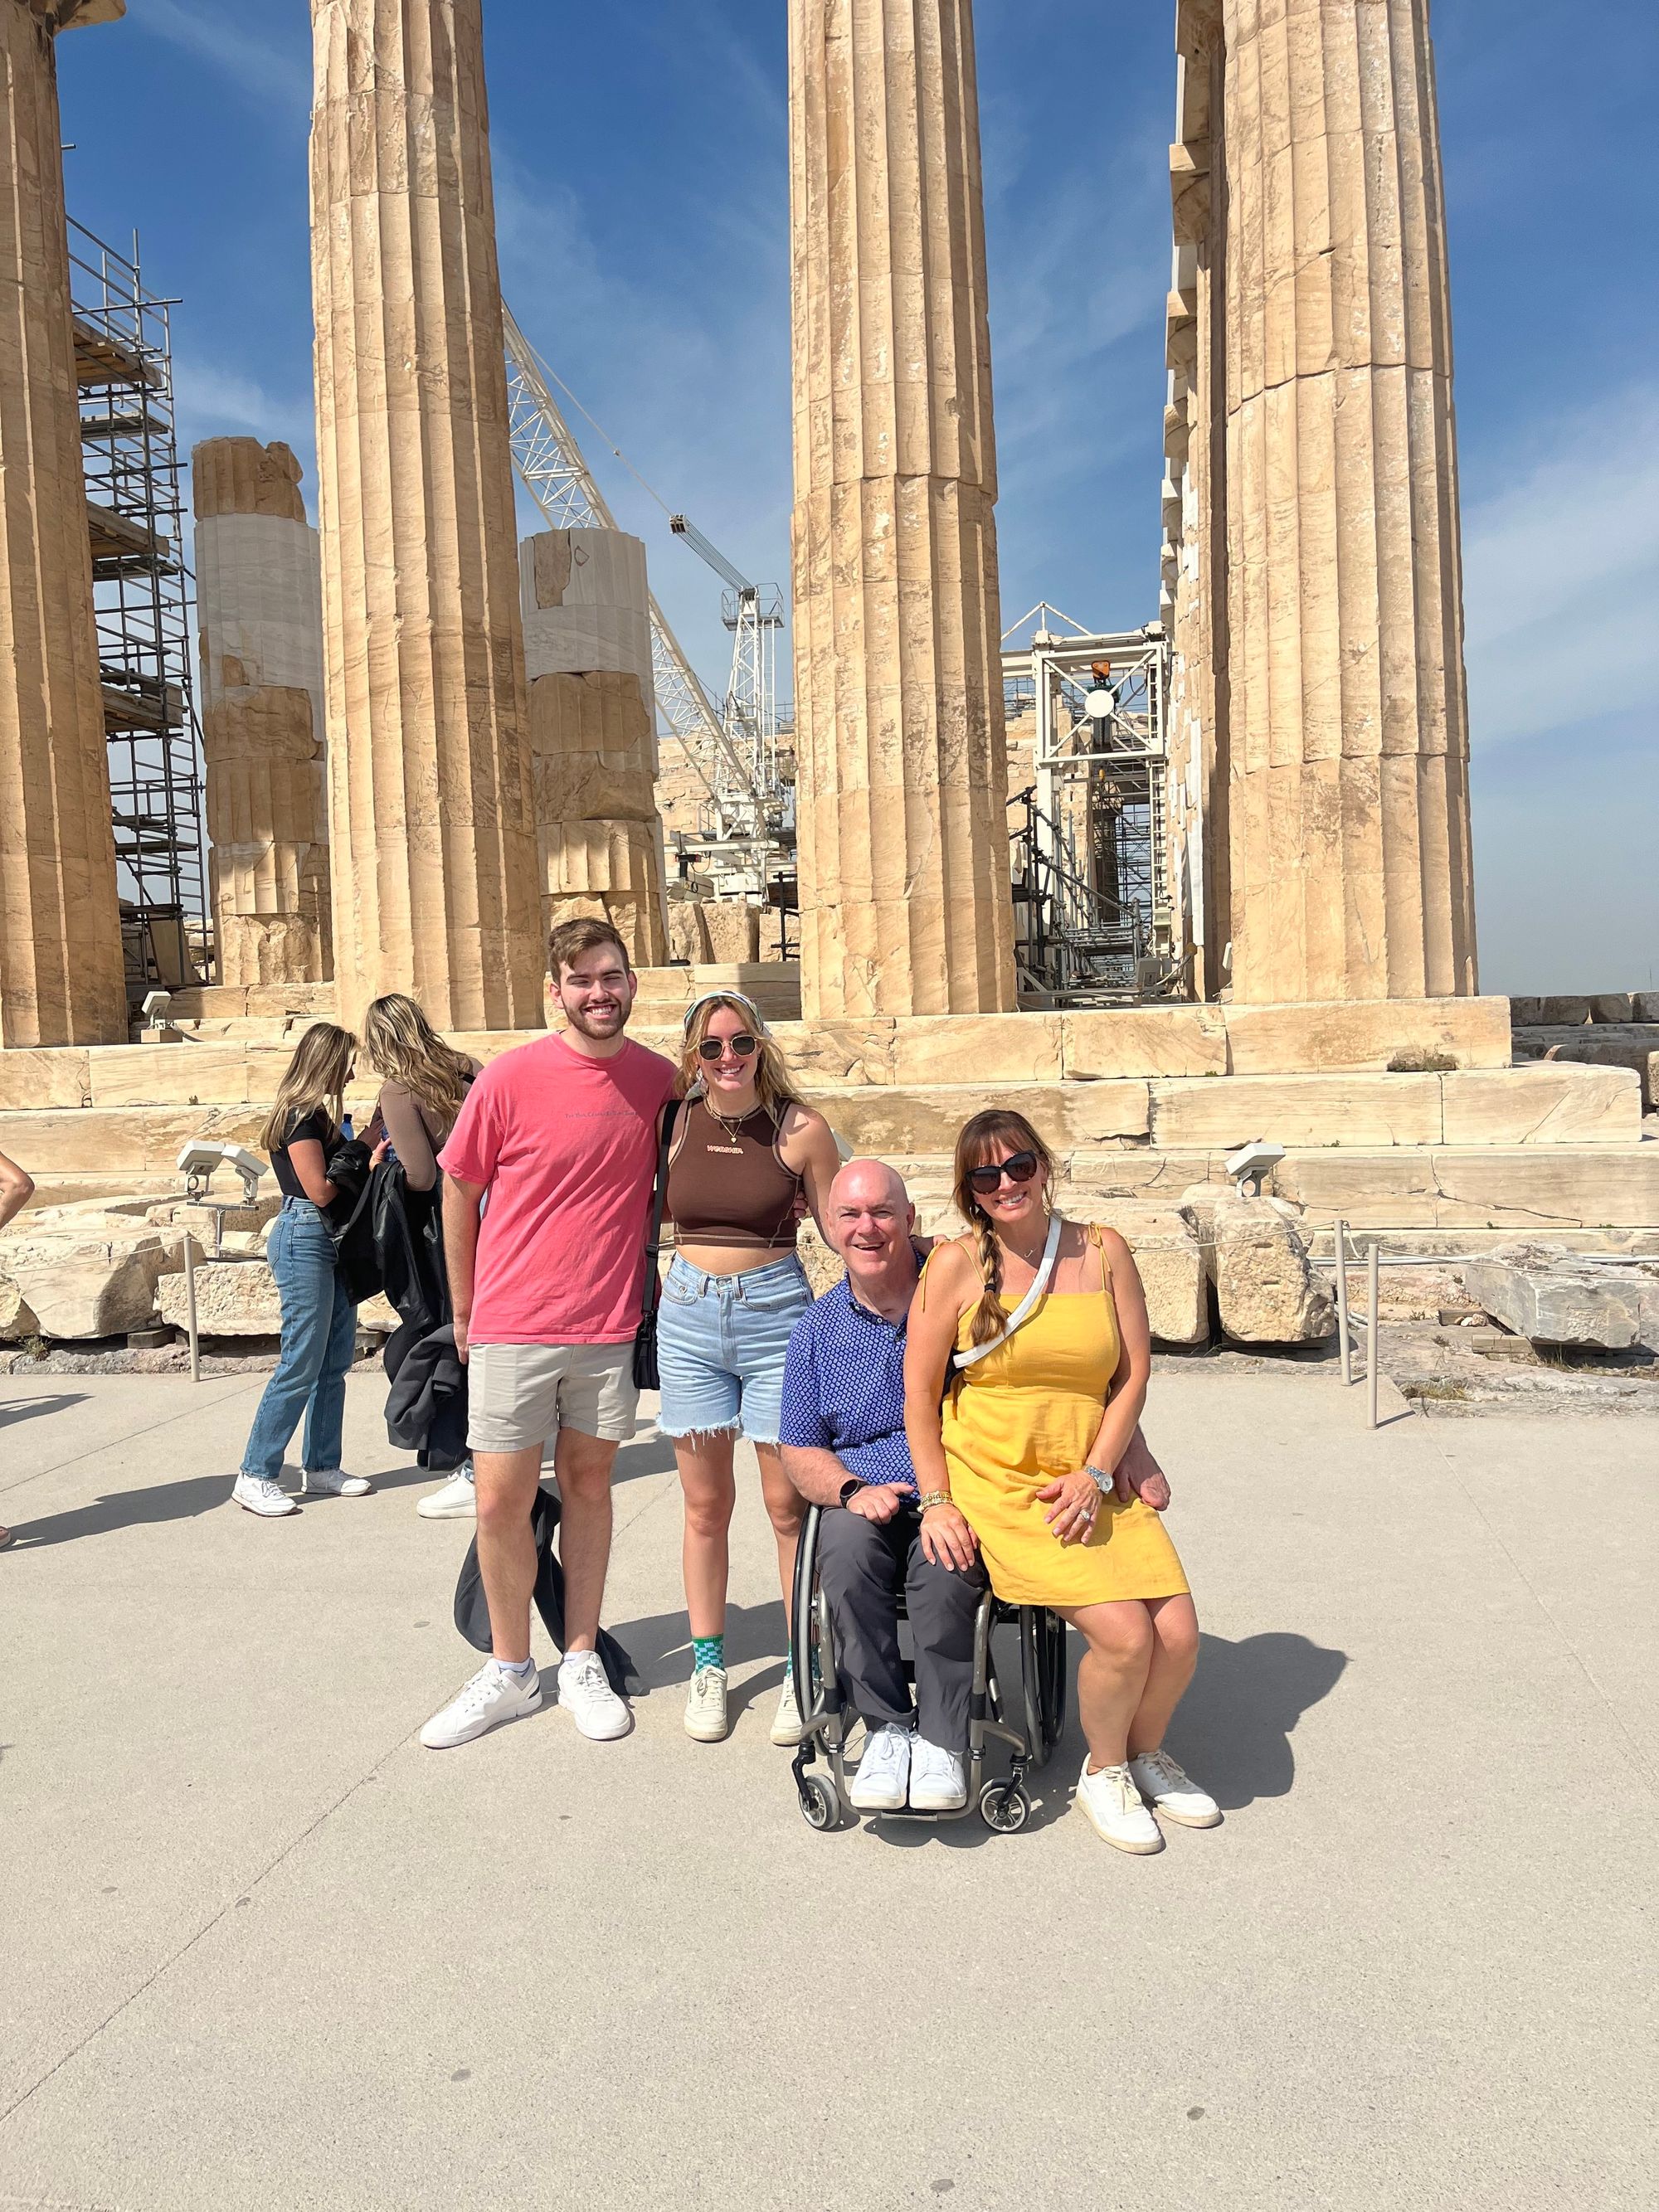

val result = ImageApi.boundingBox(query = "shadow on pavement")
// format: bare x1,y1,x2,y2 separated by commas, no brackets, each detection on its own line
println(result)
8,1460,441,1548
609,1597,792,1694
0,1392,90,1428
1172,1628,1349,1810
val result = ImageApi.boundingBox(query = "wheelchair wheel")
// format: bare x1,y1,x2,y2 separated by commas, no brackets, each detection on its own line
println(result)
979,1778,1030,1834
1020,1608,1069,1769
799,1776,839,1831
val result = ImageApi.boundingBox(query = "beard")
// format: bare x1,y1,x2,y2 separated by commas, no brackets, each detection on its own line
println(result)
563,994,629,1040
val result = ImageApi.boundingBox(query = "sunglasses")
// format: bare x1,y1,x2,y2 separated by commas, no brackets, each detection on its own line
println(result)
697,1033,758,1062
966,1150,1040,1196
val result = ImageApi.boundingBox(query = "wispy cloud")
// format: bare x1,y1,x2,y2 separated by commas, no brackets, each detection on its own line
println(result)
1462,381,1659,749
134,0,310,120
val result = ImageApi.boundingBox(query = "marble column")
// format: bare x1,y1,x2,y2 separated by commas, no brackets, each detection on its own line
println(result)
1221,0,1477,1002
519,527,668,970
192,439,332,986
309,0,543,1032
0,0,128,1047
788,0,1016,1017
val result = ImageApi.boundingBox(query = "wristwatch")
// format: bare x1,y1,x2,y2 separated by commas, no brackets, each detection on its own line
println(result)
838,1476,864,1505
1085,1464,1116,1495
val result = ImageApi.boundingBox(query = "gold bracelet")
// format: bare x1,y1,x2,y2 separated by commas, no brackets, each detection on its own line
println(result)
917,1490,952,1512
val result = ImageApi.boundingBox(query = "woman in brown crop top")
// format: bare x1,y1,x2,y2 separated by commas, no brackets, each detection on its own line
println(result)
658,992,841,1748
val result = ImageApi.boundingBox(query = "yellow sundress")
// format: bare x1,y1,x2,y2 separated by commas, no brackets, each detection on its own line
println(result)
928,1227,1190,1609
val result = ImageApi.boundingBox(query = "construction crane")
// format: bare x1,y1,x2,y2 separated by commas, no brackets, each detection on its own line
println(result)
669,514,790,876
501,304,755,812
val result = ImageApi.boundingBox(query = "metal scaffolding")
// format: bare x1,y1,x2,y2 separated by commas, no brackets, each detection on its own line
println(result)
1002,605,1179,1005
69,216,207,989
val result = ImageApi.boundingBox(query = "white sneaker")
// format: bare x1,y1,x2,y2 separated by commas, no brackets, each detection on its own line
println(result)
1076,1758,1164,1854
1129,1747,1222,1828
233,1473,298,1518
684,1665,729,1743
557,1650,631,1741
849,1722,912,1812
909,1737,967,1811
420,1660,542,1749
301,1467,372,1496
769,1670,805,1747
416,1469,477,1519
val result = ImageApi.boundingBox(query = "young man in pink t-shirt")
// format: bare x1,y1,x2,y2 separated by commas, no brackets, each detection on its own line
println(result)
421,920,675,1751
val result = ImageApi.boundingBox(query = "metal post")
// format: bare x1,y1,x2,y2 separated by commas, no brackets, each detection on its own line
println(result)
1366,1238,1380,1431
1333,1216,1351,1385
183,1231,200,1385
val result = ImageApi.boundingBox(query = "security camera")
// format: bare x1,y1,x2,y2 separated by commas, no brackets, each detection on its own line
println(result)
1224,1140,1284,1198
176,1139,267,1207
141,989,173,1020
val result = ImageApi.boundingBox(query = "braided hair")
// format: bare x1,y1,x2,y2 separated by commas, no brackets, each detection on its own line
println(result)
951,1110,1057,1349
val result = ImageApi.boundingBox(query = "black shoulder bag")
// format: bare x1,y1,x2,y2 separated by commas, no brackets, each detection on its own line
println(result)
632,1100,680,1392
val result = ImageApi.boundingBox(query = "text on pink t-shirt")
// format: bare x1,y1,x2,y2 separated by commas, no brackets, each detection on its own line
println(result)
438,1033,676,1345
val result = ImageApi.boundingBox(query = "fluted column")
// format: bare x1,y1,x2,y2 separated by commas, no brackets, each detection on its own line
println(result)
309,0,543,1031
1222,0,1477,1002
192,439,332,986
0,0,128,1046
788,0,1015,1017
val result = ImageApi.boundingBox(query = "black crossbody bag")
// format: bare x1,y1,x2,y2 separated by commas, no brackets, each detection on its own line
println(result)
632,1100,680,1392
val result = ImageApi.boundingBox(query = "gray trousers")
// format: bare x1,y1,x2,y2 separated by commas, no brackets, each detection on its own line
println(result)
815,1505,989,1759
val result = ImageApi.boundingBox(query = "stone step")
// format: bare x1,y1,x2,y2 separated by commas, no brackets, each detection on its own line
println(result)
0,1043,1633,1146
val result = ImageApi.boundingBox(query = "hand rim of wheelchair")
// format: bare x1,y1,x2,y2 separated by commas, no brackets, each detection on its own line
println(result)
790,1500,1066,1831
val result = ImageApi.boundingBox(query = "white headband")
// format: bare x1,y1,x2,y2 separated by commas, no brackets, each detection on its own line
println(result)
681,989,769,1038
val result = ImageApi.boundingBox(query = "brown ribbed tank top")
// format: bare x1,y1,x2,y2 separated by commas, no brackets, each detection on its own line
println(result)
666,1097,802,1251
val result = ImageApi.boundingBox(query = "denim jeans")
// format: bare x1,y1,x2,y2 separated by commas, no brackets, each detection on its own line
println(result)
240,1198,358,1480
656,1252,813,1445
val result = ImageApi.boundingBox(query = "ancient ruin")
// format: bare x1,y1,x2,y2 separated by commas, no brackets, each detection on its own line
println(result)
0,0,128,1048
1165,0,1478,1006
308,0,543,1033
519,527,668,972
1,1,1657,1363
787,0,1018,1019
192,439,331,987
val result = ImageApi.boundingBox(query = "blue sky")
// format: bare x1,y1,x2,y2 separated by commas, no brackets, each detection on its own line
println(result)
56,1,1657,994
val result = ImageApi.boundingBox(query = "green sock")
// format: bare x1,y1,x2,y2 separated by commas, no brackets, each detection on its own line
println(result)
692,1634,725,1675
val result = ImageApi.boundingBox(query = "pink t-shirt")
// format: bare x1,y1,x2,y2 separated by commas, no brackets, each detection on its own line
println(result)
438,1033,676,1345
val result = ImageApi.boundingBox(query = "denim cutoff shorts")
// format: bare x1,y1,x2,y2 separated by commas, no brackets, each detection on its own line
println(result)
656,1251,813,1446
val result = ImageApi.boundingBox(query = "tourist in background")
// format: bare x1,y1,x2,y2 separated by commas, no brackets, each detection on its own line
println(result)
902,1109,1217,1854
659,991,840,1747
231,1023,377,1519
0,1147,34,1549
360,993,482,1519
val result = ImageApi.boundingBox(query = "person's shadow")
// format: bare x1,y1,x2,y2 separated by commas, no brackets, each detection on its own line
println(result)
0,1393,89,1430
1167,1629,1349,1810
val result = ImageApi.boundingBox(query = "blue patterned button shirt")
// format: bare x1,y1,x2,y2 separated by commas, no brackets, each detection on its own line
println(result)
778,1272,917,1492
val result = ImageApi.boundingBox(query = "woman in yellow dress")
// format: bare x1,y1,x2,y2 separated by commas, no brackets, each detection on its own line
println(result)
903,1109,1219,1854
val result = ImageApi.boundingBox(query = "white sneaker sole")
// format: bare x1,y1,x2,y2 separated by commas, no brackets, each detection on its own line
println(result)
421,1686,542,1750
684,1713,728,1743
909,1791,968,1813
416,1495,476,1519
770,1711,805,1747
1149,1801,1223,1829
236,1499,298,1518
1078,1794,1165,1854
848,1790,907,1813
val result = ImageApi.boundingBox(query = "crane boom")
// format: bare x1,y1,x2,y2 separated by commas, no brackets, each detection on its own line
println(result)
501,304,758,805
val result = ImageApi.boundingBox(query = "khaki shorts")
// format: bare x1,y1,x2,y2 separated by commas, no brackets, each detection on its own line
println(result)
467,1340,639,1454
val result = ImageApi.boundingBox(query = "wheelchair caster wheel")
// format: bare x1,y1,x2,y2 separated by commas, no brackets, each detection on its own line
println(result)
799,1777,840,1831
979,1780,1031,1833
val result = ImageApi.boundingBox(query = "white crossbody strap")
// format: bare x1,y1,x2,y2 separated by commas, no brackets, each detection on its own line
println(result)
952,1210,1064,1370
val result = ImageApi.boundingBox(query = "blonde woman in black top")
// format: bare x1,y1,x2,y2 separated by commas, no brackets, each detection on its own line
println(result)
231,1023,381,1519
658,991,840,1745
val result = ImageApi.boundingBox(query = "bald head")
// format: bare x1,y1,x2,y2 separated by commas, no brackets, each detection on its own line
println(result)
830,1157,909,1215
828,1157,917,1304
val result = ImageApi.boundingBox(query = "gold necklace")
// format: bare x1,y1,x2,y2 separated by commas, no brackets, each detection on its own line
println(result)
1000,1215,1051,1271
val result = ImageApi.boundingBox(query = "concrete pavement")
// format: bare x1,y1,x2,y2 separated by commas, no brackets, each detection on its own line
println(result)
0,1367,1653,2210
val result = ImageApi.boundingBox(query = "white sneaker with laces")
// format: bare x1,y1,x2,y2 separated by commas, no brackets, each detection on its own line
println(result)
557,1650,631,1741
1129,1747,1221,1828
684,1665,729,1743
420,1660,542,1749
909,1737,967,1812
1077,1758,1164,1853
232,1473,298,1518
769,1670,805,1747
849,1722,912,1812
416,1469,477,1519
301,1467,372,1496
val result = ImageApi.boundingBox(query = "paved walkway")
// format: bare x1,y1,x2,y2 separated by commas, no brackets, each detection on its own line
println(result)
1,1369,1652,2211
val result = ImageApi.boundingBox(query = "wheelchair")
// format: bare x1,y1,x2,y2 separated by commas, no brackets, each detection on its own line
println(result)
789,1502,1068,1832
